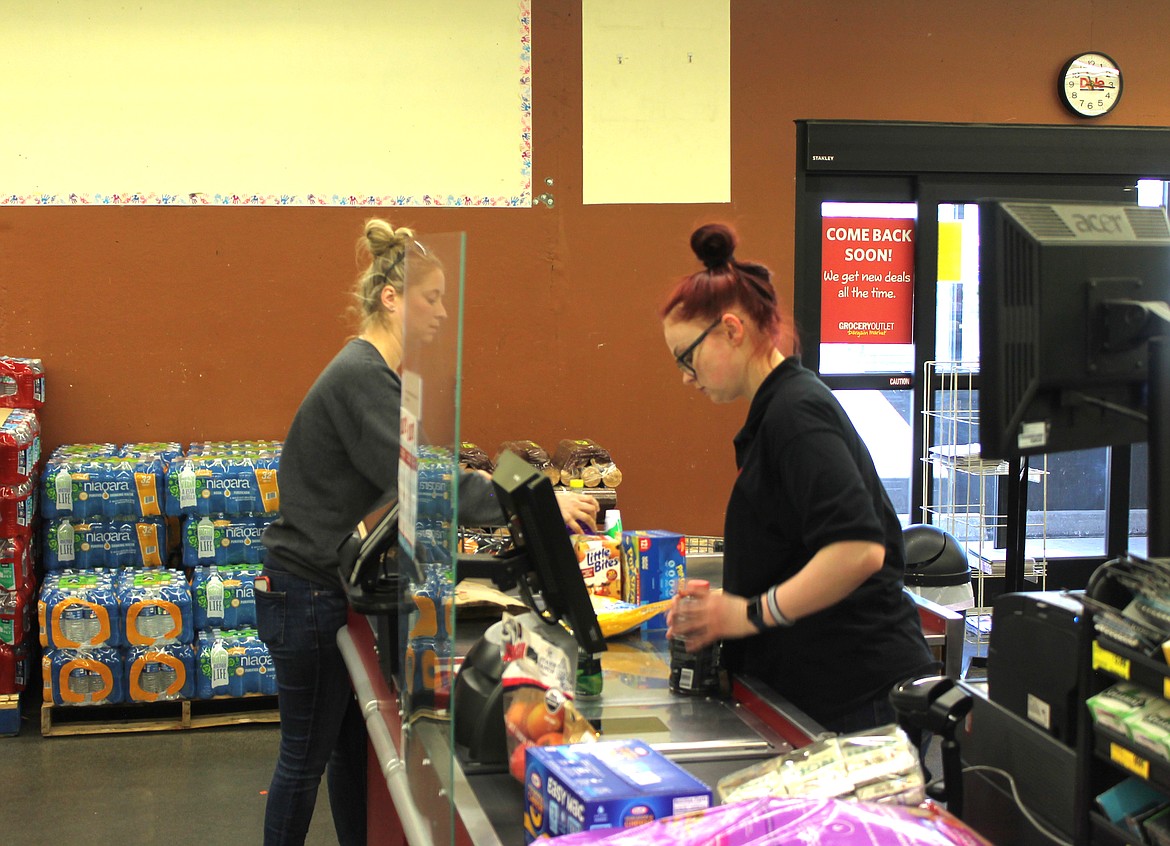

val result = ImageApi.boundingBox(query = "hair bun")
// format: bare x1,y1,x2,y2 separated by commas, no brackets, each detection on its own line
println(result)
691,223,737,271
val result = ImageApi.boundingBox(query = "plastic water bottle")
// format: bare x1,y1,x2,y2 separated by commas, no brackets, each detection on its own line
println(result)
206,569,225,623
210,635,229,692
196,517,215,560
53,466,73,512
56,520,75,564
669,579,721,695
178,462,197,511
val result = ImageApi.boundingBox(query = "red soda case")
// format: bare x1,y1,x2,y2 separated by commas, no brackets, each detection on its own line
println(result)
0,357,45,409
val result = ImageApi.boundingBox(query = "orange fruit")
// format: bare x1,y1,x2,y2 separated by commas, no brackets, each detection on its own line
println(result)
510,740,533,781
525,700,564,740
505,699,531,736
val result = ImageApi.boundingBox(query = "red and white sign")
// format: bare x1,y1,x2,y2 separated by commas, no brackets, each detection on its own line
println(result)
820,218,915,344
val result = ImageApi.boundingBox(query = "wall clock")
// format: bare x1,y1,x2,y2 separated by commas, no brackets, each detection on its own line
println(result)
1059,52,1122,117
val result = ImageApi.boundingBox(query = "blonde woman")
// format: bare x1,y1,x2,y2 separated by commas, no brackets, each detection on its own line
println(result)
258,219,596,845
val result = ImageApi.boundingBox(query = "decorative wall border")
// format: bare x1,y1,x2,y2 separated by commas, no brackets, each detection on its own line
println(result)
2,1,532,208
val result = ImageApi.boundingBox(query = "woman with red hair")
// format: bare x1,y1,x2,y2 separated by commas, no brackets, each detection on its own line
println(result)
662,222,936,736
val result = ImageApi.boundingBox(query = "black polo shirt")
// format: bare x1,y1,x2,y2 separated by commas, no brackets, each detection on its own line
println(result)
721,357,935,723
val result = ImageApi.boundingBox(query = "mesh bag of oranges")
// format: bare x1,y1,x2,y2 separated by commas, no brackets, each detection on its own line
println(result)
499,612,598,781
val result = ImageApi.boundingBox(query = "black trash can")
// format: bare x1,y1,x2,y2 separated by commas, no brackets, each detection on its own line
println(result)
902,524,974,611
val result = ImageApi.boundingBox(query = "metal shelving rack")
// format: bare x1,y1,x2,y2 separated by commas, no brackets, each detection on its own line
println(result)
920,361,1049,661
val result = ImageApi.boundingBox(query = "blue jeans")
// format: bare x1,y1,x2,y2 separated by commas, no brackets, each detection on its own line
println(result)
257,565,367,846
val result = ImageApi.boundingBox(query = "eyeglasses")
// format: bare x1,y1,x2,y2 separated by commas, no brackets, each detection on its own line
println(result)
674,318,722,377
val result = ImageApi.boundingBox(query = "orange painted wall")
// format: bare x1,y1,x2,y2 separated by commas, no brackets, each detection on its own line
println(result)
4,1,1169,535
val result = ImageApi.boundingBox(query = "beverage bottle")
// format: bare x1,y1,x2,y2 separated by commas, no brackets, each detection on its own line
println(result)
196,517,216,561
575,647,603,698
669,579,721,695
177,461,198,513
205,568,225,626
566,478,587,536
210,633,230,694
603,509,622,541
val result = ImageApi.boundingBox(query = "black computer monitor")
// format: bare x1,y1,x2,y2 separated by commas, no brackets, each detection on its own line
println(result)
978,199,1170,460
491,450,607,654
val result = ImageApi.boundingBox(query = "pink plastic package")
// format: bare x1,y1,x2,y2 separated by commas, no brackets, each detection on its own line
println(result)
548,796,993,846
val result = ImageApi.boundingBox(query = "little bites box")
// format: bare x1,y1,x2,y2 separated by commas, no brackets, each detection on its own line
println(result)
569,534,622,599
620,531,686,630
522,739,711,842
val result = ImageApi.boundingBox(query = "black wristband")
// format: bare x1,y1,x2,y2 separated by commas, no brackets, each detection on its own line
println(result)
745,594,767,632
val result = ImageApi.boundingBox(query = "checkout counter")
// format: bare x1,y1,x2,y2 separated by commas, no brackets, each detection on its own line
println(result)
337,545,965,846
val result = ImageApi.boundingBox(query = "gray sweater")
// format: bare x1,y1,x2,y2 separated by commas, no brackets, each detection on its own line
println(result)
262,338,503,588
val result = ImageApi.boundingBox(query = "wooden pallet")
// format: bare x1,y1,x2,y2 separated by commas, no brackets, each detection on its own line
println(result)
41,695,279,737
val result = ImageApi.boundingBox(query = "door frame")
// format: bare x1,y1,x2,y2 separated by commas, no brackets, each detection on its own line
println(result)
793,120,1170,569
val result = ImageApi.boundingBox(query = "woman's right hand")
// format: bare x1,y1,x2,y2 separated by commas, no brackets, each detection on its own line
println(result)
555,491,599,534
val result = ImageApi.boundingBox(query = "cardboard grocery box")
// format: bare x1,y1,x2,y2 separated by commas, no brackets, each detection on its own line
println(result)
620,531,686,629
569,534,622,600
522,738,711,841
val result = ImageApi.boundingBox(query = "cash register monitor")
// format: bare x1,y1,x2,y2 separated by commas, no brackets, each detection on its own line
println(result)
978,199,1170,460
492,450,606,655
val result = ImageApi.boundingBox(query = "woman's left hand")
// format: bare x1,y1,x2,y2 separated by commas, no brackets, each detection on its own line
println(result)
556,491,599,534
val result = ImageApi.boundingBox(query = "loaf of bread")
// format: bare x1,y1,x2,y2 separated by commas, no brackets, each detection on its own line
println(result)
495,440,559,485
553,438,622,488
459,442,494,473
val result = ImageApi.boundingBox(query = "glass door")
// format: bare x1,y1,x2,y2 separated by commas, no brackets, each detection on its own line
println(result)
794,174,918,524
818,200,918,523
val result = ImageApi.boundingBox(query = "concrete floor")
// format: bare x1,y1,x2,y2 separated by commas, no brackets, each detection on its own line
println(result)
0,707,334,846
0,627,975,846
1,701,951,846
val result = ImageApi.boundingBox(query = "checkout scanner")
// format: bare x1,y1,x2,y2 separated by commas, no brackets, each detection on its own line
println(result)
452,451,607,770
332,452,605,769
337,500,406,685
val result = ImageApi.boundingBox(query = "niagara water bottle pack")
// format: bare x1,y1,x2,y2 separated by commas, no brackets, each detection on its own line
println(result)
124,643,196,703
117,567,193,648
41,455,166,521
180,515,272,566
165,454,281,517
195,627,276,699
39,570,123,650
192,565,260,629
42,517,167,570
43,646,125,706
